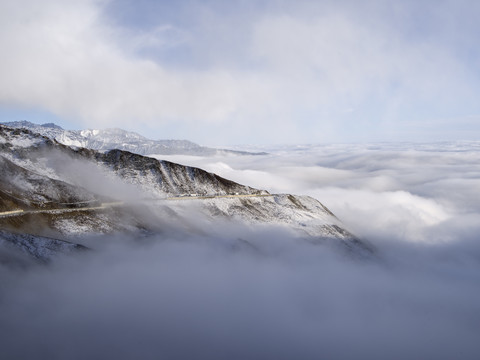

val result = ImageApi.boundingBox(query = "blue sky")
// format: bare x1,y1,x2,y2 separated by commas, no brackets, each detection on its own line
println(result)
0,0,479,145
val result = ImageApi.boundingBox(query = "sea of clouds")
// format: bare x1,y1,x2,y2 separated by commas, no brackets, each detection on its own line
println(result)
1,142,480,359
159,141,480,244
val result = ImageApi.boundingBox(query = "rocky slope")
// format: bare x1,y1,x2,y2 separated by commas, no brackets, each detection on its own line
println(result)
0,124,370,262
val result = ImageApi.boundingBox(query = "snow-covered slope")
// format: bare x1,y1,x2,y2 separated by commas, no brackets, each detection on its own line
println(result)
0,230,85,264
0,124,370,260
1,121,265,156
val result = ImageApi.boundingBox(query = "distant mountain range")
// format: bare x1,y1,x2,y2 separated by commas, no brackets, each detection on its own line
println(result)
0,121,267,156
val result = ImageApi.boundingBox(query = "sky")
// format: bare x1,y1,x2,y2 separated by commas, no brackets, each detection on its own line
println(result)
0,0,479,145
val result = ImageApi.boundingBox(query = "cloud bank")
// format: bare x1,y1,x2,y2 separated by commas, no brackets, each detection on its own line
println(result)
1,230,480,360
159,141,480,244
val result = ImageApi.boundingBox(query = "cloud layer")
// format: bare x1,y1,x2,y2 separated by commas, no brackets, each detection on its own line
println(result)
159,141,480,244
1,231,480,360
1,142,480,359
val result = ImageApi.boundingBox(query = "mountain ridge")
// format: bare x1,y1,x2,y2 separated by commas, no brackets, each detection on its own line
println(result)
0,121,267,156
0,124,372,263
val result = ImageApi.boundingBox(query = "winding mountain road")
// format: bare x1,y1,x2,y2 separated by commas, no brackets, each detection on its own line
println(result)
0,202,124,218
164,193,272,201
0,194,273,218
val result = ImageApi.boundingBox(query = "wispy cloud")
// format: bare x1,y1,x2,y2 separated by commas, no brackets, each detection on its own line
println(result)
0,0,248,129
0,0,479,143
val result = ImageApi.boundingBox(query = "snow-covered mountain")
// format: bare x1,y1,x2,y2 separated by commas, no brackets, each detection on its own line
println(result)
1,121,266,156
0,124,370,263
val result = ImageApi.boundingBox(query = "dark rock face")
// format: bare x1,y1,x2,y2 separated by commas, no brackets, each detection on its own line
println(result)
94,149,264,196
0,155,98,209
0,124,262,199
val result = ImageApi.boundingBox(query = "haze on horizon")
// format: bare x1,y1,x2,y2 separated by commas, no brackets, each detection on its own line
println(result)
0,0,479,145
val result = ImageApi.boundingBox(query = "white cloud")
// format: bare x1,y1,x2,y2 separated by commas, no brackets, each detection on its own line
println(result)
251,10,473,113
0,0,255,128
0,0,478,143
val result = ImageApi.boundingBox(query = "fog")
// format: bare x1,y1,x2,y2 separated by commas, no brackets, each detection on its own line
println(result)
158,141,480,244
1,142,480,359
